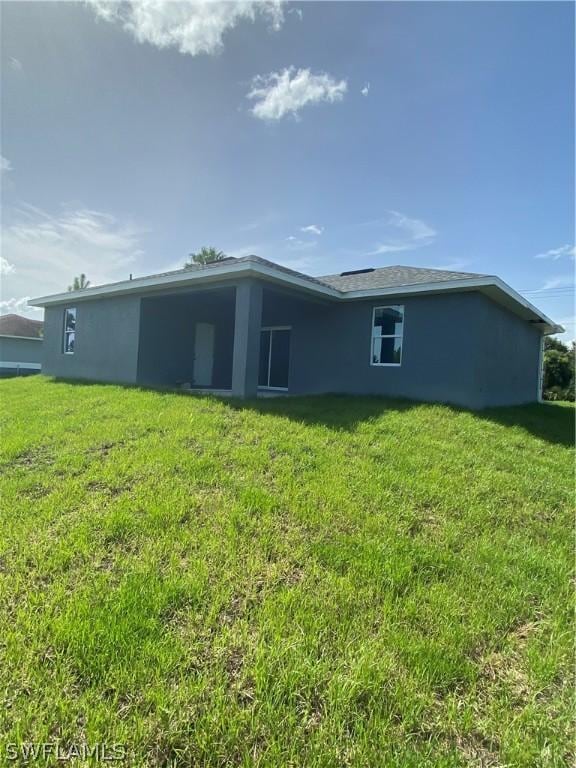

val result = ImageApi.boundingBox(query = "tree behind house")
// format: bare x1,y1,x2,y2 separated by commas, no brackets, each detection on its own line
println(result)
185,247,227,267
68,274,90,292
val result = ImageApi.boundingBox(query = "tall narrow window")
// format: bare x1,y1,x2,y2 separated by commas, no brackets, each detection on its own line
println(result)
371,306,404,366
63,308,76,354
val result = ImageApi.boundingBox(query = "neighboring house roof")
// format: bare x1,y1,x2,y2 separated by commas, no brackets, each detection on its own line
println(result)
0,314,43,339
29,255,562,334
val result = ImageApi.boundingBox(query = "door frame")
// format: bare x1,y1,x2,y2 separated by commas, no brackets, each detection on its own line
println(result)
258,325,291,391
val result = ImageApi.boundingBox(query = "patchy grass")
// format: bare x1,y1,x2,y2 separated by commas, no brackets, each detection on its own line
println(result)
0,376,573,767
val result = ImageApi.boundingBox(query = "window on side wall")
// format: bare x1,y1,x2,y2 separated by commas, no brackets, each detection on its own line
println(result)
371,305,404,366
63,308,76,354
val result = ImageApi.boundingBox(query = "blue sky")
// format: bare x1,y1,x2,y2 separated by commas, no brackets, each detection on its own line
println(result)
1,1,574,338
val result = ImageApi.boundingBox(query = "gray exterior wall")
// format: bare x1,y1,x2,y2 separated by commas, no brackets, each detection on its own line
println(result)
38,277,542,408
261,286,542,408
42,295,141,384
473,293,542,407
0,335,43,366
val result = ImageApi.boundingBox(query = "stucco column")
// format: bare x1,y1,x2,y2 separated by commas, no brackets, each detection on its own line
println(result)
231,280,263,398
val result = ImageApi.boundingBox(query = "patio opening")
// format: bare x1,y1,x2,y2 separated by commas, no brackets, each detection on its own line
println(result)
137,287,235,390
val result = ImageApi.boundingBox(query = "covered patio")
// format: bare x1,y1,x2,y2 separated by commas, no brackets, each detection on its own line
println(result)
135,280,323,397
137,286,236,391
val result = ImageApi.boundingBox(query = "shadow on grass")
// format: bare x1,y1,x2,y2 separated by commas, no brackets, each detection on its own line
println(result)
479,401,574,448
43,376,575,448
229,394,575,448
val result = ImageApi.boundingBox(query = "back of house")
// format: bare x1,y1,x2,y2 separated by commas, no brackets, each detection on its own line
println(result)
30,256,561,409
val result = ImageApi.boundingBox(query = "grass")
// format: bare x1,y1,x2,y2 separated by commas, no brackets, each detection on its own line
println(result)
0,376,573,767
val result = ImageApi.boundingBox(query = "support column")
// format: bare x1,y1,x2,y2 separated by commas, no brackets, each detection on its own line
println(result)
231,280,263,398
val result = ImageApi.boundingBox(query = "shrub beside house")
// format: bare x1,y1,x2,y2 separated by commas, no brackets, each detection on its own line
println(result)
543,336,575,402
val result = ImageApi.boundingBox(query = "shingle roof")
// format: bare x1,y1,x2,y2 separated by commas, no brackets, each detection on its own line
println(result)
30,258,486,305
180,255,330,288
237,255,331,288
28,255,560,332
66,255,330,295
317,265,487,292
0,314,43,338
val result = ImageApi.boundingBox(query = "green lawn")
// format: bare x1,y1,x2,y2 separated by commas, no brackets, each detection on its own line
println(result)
0,377,573,767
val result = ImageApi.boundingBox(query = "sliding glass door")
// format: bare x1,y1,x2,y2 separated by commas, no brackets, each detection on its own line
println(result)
259,327,291,390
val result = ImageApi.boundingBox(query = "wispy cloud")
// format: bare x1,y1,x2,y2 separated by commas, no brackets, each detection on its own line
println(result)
0,257,15,275
366,210,437,255
542,275,575,290
432,260,472,272
361,83,370,97
1,156,12,173
300,224,323,235
247,67,347,121
535,244,575,261
8,57,22,72
553,316,575,341
0,297,42,316
369,242,418,255
88,0,284,57
1,204,144,315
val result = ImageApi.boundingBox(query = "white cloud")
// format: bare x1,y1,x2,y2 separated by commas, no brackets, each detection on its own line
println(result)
388,210,436,241
1,156,12,173
361,83,370,96
369,242,416,255
553,316,575,342
367,210,437,255
535,244,575,261
8,57,23,72
301,224,323,235
542,275,575,290
88,0,284,57
0,297,42,316
0,257,15,275
1,204,144,317
247,67,347,121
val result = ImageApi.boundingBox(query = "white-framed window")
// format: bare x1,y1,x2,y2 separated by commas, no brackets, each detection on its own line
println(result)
63,307,76,354
371,305,404,366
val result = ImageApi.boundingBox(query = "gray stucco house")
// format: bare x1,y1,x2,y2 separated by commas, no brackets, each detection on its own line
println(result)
0,314,43,377
30,256,561,408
